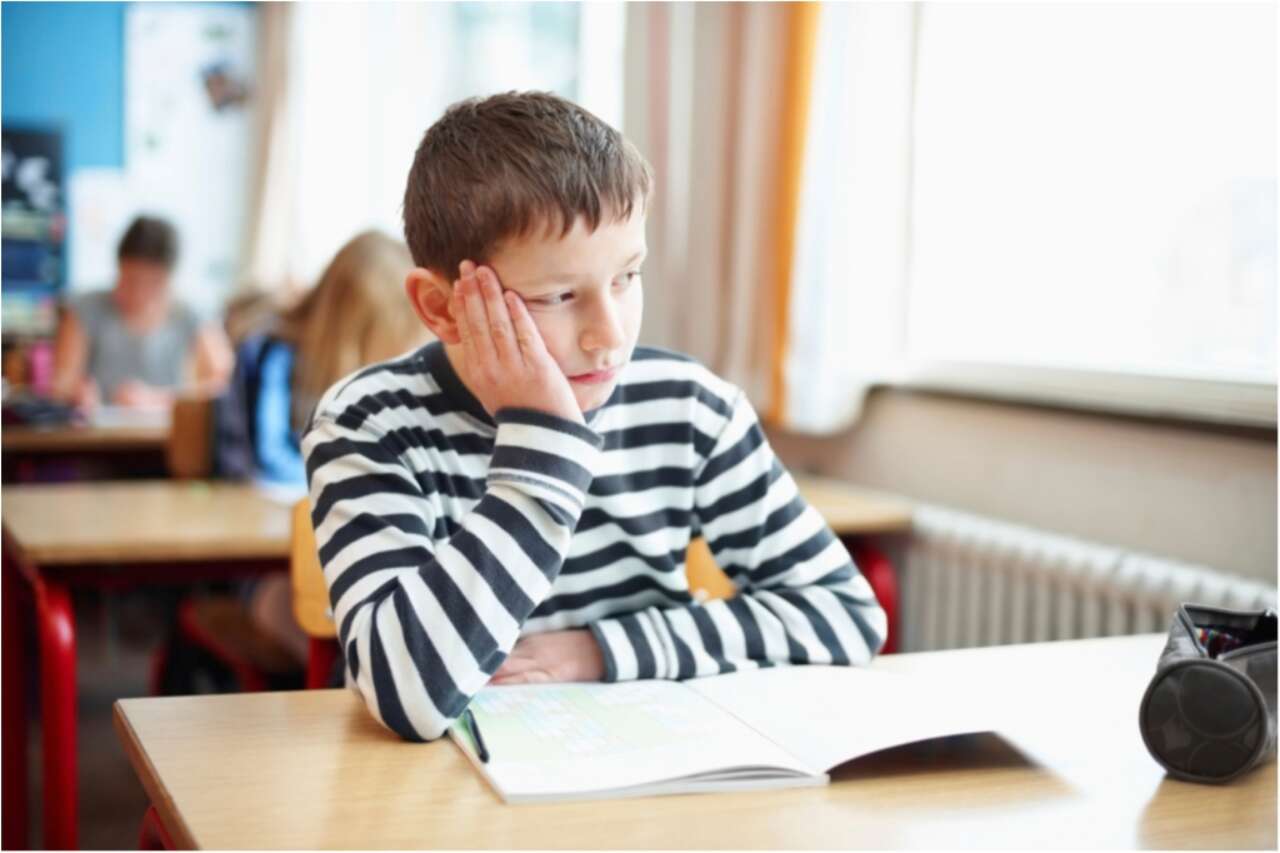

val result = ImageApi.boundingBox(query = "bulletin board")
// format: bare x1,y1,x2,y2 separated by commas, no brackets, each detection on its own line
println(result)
1,126,65,338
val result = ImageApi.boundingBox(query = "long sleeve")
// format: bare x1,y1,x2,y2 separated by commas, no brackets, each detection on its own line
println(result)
304,406,604,741
588,389,887,680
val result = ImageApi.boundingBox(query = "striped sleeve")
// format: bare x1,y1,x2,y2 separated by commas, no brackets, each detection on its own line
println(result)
304,406,603,742
588,389,887,681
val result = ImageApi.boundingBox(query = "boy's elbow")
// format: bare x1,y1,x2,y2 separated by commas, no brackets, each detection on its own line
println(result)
358,687,453,744
346,652,460,744
864,600,890,660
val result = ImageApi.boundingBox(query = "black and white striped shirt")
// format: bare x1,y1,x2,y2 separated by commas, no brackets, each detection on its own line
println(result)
302,342,887,742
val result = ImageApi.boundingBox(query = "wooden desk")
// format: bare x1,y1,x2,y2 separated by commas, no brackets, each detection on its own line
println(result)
114,634,1273,849
2,407,172,482
2,480,292,850
2,406,170,453
792,475,912,536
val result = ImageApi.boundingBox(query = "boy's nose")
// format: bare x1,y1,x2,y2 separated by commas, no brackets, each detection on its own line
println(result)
580,299,627,354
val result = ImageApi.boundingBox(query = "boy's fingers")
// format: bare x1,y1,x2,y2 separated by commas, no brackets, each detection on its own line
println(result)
476,267,519,363
452,284,478,363
461,274,498,364
505,291,546,362
490,669,552,686
493,654,541,678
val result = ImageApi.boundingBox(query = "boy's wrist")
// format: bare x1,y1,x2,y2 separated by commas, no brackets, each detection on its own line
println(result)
494,407,601,445
587,622,620,682
488,410,604,518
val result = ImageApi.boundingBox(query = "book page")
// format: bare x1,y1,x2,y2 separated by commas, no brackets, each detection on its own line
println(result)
451,680,816,801
686,665,1004,773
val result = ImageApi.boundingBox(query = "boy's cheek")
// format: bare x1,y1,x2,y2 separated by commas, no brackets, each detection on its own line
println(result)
529,316,572,369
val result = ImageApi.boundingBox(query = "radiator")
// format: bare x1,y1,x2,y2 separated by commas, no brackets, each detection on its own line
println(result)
896,504,1279,653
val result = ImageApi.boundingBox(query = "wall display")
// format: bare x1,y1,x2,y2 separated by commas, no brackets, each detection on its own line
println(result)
2,127,65,338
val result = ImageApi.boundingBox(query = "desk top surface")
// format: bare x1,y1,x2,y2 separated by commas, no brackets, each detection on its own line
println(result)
2,480,293,564
0,475,905,568
2,406,170,452
114,634,1275,849
792,475,913,535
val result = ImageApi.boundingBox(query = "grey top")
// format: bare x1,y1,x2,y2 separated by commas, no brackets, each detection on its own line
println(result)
73,290,203,399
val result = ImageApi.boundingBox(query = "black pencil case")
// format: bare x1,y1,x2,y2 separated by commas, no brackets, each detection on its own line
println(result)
1139,604,1276,783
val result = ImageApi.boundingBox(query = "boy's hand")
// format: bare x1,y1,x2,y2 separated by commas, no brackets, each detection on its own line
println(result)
452,261,583,425
489,629,605,685
111,379,173,409
72,378,101,413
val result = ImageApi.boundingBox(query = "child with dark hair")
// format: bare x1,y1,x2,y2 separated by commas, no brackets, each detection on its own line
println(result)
51,215,232,409
303,92,887,742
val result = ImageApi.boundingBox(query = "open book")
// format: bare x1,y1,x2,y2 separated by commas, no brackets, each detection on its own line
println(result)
448,664,1003,803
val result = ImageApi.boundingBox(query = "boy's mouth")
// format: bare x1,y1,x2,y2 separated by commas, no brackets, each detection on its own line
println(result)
569,366,620,384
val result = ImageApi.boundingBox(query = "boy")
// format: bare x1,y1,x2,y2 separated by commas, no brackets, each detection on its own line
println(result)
302,92,887,742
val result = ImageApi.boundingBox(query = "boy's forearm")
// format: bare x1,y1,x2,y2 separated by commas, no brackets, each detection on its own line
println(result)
306,408,604,741
589,558,887,681
588,388,887,682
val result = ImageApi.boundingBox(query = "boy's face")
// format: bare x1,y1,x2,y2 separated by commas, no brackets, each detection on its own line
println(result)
114,258,171,316
486,209,646,413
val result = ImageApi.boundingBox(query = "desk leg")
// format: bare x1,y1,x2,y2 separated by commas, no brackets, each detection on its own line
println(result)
137,806,175,850
2,552,30,849
35,579,77,850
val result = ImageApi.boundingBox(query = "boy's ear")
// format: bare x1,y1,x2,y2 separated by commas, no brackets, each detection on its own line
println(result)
404,267,459,344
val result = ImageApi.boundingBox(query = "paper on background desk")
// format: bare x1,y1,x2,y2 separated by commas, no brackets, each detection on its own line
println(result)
89,405,171,429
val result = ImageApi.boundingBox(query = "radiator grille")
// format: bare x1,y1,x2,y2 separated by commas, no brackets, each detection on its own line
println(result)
898,505,1278,653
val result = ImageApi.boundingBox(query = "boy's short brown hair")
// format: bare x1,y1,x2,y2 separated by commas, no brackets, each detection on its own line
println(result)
402,91,653,276
117,215,179,269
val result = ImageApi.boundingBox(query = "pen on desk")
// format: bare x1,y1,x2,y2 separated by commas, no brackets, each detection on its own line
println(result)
463,707,490,763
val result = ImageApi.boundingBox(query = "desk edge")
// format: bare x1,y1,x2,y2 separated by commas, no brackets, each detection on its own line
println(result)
113,701,198,850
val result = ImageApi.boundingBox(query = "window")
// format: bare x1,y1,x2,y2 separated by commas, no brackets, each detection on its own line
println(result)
908,3,1275,387
286,2,624,285
787,2,1276,430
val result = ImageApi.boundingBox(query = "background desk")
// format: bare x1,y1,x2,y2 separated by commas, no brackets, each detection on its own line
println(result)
2,480,292,850
790,475,912,535
2,407,171,481
113,634,1275,849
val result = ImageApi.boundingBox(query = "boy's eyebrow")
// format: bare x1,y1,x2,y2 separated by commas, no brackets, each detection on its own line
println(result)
518,249,648,290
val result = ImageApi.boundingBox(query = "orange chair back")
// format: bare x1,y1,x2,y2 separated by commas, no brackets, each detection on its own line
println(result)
291,499,336,639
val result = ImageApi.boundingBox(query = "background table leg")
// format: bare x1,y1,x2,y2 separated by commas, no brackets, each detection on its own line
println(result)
137,805,175,850
36,580,78,850
2,555,30,849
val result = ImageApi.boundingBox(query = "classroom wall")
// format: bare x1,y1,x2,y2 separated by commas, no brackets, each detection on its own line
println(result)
1,2,127,172
766,389,1278,584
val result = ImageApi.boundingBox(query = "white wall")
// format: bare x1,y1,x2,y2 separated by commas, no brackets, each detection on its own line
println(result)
767,388,1277,584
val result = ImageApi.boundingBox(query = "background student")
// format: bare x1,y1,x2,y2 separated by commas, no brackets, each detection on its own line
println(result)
50,215,233,410
216,229,429,664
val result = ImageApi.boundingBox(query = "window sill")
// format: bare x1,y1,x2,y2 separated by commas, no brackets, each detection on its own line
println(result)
893,361,1277,430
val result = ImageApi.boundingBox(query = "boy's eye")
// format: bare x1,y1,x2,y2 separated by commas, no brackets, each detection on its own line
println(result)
531,291,573,307
615,271,642,289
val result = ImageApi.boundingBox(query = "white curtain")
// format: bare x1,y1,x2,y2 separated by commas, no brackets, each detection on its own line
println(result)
239,2,294,294
782,3,917,434
624,2,807,409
